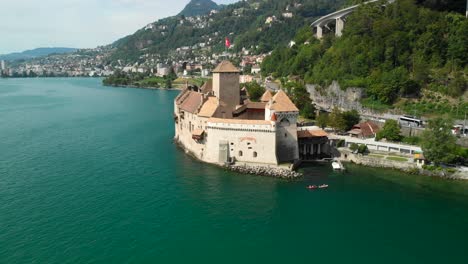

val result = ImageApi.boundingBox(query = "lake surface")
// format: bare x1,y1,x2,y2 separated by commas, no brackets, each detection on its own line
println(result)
1,78,468,263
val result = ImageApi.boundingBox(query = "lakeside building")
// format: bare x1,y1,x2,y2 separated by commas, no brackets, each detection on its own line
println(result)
174,61,301,167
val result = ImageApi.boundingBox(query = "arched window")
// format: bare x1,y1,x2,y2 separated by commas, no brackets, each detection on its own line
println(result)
253,151,257,158
239,151,243,157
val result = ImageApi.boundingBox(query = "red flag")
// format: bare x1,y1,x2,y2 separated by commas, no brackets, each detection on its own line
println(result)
225,37,231,48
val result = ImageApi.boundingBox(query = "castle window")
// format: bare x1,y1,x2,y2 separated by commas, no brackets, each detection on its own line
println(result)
239,151,243,157
285,133,287,138
253,152,257,158
247,142,251,145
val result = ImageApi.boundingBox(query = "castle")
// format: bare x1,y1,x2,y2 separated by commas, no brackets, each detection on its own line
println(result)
174,61,300,168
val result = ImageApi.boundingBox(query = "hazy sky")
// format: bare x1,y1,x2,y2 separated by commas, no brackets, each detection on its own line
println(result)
0,0,238,54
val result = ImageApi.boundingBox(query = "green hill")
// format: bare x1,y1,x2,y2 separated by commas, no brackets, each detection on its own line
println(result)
262,0,467,118
0,47,77,61
178,0,219,17
109,0,347,63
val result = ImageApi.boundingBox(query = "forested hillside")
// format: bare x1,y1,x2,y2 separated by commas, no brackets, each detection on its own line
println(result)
110,0,346,63
262,0,467,118
178,0,219,17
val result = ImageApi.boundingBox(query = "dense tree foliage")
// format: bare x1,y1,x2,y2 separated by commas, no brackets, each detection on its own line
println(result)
244,82,265,102
376,120,402,141
326,107,360,131
285,82,316,119
103,70,177,88
421,117,458,164
262,0,467,105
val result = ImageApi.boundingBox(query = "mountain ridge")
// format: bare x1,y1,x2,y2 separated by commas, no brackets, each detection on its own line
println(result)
178,0,219,17
0,47,77,61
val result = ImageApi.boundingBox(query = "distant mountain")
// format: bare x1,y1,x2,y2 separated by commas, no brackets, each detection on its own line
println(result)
0,47,77,61
111,0,346,63
178,0,219,17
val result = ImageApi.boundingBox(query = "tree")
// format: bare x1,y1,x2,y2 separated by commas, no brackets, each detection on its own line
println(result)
376,119,402,141
285,82,316,119
358,144,368,154
328,107,347,131
316,113,329,128
245,82,265,102
421,117,458,164
342,110,360,131
301,103,316,120
350,143,359,152
165,78,172,88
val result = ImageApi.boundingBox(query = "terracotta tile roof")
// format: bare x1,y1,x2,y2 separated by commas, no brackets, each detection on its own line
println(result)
200,79,213,94
198,97,219,117
267,90,299,112
212,61,240,73
260,90,273,102
208,118,273,125
297,129,328,138
177,90,203,114
352,121,380,137
246,101,266,109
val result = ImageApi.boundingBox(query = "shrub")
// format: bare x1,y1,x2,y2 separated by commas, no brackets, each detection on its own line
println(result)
350,143,359,152
357,144,368,154
337,139,345,148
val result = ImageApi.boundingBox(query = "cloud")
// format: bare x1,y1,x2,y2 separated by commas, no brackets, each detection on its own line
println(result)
0,0,238,54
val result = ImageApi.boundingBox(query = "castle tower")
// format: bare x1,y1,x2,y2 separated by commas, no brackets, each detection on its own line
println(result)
212,61,240,112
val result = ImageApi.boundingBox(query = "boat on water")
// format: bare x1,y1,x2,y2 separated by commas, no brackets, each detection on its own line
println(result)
307,184,328,190
332,160,345,171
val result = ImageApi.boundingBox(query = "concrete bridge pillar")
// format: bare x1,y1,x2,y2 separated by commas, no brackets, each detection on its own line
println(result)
336,17,345,37
316,26,323,39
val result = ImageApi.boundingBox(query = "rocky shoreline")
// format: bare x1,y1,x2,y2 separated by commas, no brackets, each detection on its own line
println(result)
103,83,183,90
226,164,302,179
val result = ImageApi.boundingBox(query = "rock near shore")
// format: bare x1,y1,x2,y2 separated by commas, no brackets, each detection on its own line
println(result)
227,165,302,179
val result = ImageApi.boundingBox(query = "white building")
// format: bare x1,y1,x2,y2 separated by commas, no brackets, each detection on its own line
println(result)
174,61,300,167
1,60,5,71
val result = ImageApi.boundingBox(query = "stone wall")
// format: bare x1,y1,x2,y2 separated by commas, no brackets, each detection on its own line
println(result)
205,121,278,165
339,149,419,171
400,126,425,137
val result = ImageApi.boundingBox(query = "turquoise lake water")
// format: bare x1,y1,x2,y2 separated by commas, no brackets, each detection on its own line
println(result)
1,78,468,263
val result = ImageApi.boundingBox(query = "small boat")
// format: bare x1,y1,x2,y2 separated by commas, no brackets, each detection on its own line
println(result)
332,161,344,171
307,185,317,190
318,184,329,189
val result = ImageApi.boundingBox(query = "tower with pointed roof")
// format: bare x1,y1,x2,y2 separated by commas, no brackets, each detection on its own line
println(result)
212,61,240,115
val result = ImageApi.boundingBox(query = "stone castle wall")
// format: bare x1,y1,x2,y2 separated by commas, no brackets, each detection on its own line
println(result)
205,121,278,165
